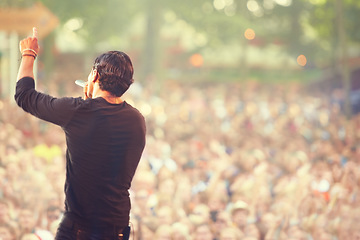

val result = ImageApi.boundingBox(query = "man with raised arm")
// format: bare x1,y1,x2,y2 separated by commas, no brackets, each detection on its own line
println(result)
15,28,146,240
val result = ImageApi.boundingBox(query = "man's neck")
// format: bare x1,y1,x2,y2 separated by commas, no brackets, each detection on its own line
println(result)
92,83,123,104
95,92,123,104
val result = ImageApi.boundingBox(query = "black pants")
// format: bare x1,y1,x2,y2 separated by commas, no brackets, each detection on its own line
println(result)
55,213,130,240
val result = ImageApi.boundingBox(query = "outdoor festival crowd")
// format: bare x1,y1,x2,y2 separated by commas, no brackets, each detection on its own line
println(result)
0,79,359,240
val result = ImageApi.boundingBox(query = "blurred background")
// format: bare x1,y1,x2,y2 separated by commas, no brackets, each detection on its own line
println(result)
0,0,360,240
0,0,359,103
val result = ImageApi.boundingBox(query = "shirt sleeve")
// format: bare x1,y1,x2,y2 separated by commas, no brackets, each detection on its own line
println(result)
14,77,81,127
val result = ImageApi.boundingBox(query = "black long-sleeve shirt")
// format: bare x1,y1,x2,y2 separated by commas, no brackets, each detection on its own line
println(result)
15,77,146,227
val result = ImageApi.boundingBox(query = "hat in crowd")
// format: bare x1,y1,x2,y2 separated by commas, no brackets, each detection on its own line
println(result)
230,200,249,215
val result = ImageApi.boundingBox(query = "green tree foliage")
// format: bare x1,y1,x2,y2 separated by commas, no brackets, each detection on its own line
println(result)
3,0,359,80
40,0,143,46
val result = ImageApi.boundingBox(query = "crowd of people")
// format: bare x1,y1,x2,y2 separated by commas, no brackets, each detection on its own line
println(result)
0,77,359,240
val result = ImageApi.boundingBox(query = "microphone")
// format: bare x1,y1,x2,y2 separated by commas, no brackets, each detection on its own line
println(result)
75,80,86,88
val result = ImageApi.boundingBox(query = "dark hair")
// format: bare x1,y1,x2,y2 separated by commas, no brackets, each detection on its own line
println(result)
93,51,134,97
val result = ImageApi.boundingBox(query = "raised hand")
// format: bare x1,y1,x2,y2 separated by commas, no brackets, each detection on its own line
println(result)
19,27,40,59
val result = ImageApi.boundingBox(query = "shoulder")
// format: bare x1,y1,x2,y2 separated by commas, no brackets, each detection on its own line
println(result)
124,102,145,119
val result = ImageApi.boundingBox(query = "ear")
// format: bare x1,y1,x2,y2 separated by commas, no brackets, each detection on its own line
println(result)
91,69,99,83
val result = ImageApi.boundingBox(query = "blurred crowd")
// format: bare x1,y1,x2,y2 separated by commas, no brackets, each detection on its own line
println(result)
0,78,359,240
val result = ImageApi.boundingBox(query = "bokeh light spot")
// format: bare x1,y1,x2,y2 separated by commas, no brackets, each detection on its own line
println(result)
213,0,226,10
275,0,292,7
64,18,83,31
190,54,204,67
139,103,152,116
297,54,307,67
247,0,260,12
244,28,256,40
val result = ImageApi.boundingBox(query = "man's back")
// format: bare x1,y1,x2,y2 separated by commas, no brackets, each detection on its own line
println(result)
63,97,146,226
15,77,146,227
16,33,144,238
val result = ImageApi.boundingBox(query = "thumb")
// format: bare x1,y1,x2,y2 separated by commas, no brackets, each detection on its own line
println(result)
33,27,38,39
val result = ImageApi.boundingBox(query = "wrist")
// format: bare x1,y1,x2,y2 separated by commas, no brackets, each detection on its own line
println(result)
21,48,38,59
22,54,36,60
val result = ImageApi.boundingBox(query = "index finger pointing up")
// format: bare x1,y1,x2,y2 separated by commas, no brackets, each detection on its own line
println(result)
33,27,38,39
